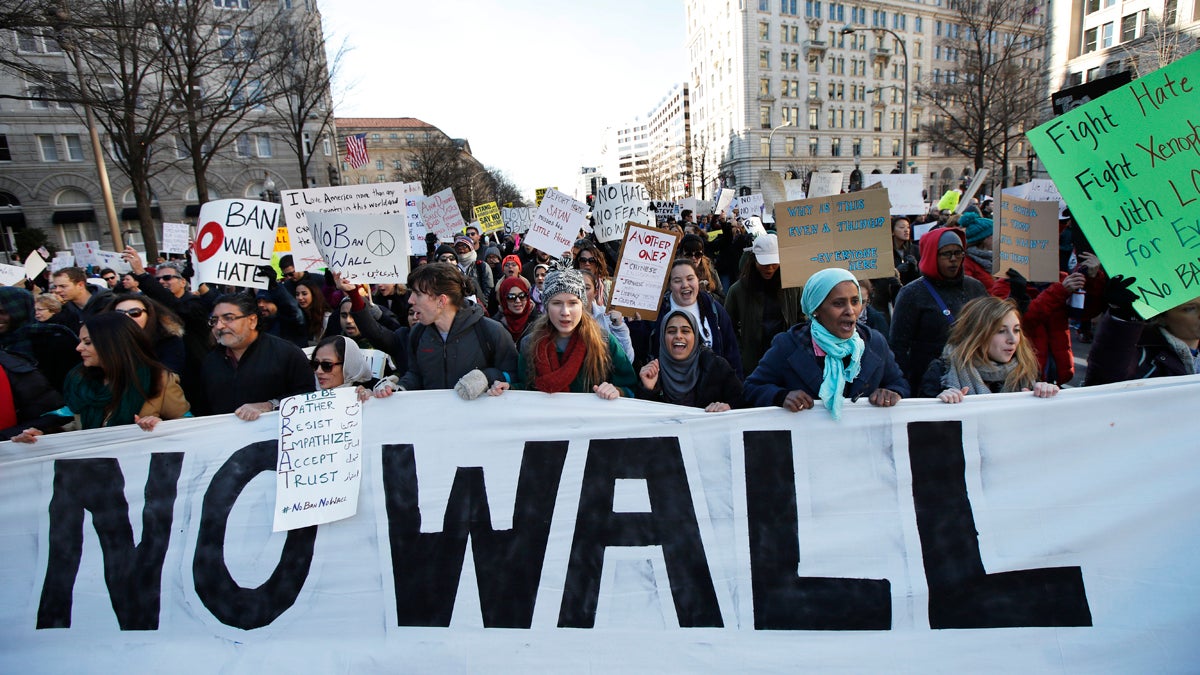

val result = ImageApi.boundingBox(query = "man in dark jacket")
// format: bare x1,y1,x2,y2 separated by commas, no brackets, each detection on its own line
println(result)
200,293,315,418
889,227,987,388
51,267,112,334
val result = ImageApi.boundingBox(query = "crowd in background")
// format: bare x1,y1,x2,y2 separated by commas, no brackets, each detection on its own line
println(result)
1,186,1196,443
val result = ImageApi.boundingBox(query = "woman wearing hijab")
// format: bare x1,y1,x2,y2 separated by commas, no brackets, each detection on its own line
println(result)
636,310,741,411
744,268,908,419
493,275,540,344
633,258,742,377
311,334,389,401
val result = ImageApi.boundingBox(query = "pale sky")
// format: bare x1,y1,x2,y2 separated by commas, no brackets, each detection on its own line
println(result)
319,0,687,202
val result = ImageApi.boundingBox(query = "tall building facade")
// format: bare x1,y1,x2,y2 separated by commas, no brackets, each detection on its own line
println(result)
1049,0,1198,89
685,0,1047,198
334,117,482,186
0,0,337,260
601,120,651,185
644,83,694,200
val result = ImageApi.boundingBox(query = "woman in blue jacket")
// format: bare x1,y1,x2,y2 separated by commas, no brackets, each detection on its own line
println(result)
744,268,908,419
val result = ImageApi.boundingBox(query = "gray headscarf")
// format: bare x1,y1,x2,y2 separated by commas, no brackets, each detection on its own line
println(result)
658,310,704,402
336,335,375,386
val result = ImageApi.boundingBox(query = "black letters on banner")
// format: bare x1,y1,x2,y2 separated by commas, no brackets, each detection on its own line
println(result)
743,430,892,630
192,441,317,630
37,454,184,630
907,421,1092,628
381,441,568,628
558,437,723,628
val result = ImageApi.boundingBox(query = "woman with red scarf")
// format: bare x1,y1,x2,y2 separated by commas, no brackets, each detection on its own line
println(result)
488,263,635,399
493,276,540,344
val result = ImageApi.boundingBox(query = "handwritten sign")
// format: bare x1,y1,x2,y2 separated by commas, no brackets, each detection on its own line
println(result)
1028,50,1200,317
807,173,844,198
608,222,680,321
784,179,807,201
650,200,679,224
280,183,409,272
775,188,895,288
997,193,1060,283
403,182,426,251
864,174,926,215
1002,179,1066,208
50,254,74,272
161,222,190,255
523,189,588,257
70,241,98,268
592,183,651,243
194,199,279,289
307,212,410,284
473,201,504,234
23,252,46,281
273,387,362,531
0,264,26,286
500,206,534,235
418,188,465,240
92,250,134,274
736,194,765,220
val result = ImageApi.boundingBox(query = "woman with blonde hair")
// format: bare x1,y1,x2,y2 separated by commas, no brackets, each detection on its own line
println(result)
921,295,1060,402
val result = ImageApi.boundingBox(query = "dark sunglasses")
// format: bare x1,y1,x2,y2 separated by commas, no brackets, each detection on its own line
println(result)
684,250,704,259
577,256,597,264
157,274,182,281
102,275,117,281
311,360,342,373
115,307,145,318
506,292,528,302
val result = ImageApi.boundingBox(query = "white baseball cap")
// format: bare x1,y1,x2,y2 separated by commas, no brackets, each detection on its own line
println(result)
745,233,779,265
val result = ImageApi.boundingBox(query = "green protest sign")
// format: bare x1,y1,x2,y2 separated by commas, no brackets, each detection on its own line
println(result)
1026,50,1200,318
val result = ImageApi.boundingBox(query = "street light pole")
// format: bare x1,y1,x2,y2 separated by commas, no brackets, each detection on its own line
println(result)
842,25,909,175
768,121,793,172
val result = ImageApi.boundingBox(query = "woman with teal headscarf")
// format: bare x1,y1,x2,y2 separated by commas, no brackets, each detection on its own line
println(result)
743,268,908,419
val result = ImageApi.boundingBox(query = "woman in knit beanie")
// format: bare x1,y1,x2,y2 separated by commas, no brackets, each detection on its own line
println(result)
488,260,636,399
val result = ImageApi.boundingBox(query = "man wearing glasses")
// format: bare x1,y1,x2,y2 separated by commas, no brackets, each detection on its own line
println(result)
200,293,315,420
889,227,987,388
99,268,120,290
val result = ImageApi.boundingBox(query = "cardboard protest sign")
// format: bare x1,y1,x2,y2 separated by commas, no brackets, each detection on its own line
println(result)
714,188,735,215
161,222,190,255
23,252,46,281
307,211,410,284
274,225,291,253
418,188,465,240
280,182,410,272
523,188,588,257
1028,50,1200,317
775,188,894,287
592,183,651,243
759,171,787,222
784,179,807,201
807,173,844,198
473,201,504,235
607,222,680,320
274,388,363,531
863,174,926,215
194,199,279,289
997,193,1060,283
0,264,26,286
501,206,534,235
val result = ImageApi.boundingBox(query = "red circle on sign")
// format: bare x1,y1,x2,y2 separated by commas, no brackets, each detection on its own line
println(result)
195,221,223,263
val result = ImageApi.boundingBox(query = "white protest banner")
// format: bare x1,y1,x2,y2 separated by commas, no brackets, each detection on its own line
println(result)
607,222,680,320
500,207,534,235
161,222,190,255
680,196,698,214
592,183,651,243
91,250,133,274
0,263,26,286
997,193,1060,282
23,252,47,280
784,179,807,201
274,388,362,532
194,199,280,289
714,188,735,215
70,241,98,267
736,194,765,220
524,188,588,257
417,188,465,240
2,379,1200,670
307,212,410,284
807,172,844,198
50,253,74,272
776,188,894,287
863,174,926,215
280,182,409,272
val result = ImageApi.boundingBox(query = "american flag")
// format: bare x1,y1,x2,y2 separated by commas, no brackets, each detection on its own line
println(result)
344,133,369,169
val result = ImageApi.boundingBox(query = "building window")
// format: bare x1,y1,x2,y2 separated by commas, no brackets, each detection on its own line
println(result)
892,139,902,156
760,78,771,96
375,159,384,170
759,21,770,40
761,137,771,156
808,107,819,129
872,138,881,156
236,134,252,157
809,137,819,156
805,1,821,19
358,177,368,185
255,133,272,157
323,136,332,156
914,16,923,32
37,135,59,162
377,175,387,183
1120,14,1138,42
393,160,402,169
808,54,820,73
760,49,770,68
213,0,251,8
760,105,772,129
1101,22,1114,48
785,137,796,154
63,134,84,161
782,0,798,15
0,135,11,161
831,138,842,156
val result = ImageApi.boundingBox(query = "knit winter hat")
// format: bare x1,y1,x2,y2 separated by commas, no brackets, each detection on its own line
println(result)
501,254,522,272
433,243,456,259
541,260,587,304
959,211,994,245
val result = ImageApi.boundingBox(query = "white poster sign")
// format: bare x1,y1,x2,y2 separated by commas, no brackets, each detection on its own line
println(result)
403,182,426,251
91,250,133,274
1,380,1199,670
736,194,765,220
863,174,925,215
807,173,844,198
608,222,679,320
1002,179,1065,207
649,200,679,224
592,183,651,243
50,254,74,272
161,222,191,255
274,388,363,532
0,264,26,286
23,252,47,281
417,188,466,240
193,199,279,289
784,179,807,201
714,188,735,215
523,188,588,257
307,212,410,284
500,207,534,235
759,171,786,223
70,241,99,268
281,183,410,272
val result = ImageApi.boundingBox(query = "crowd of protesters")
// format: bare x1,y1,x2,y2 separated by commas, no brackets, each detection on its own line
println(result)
1,185,1196,442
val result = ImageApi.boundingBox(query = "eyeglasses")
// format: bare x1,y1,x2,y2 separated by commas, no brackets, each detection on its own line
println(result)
311,360,342,372
207,313,252,327
157,274,182,282
506,293,528,302
102,275,117,282
684,250,704,260
115,307,145,318
578,256,597,265
938,249,966,260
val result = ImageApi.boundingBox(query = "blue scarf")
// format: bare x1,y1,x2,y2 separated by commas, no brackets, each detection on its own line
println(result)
810,321,864,421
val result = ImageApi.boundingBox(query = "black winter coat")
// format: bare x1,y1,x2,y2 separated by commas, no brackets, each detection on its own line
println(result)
200,332,315,415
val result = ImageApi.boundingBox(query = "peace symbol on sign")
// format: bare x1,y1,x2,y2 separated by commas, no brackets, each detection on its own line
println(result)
366,229,395,256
